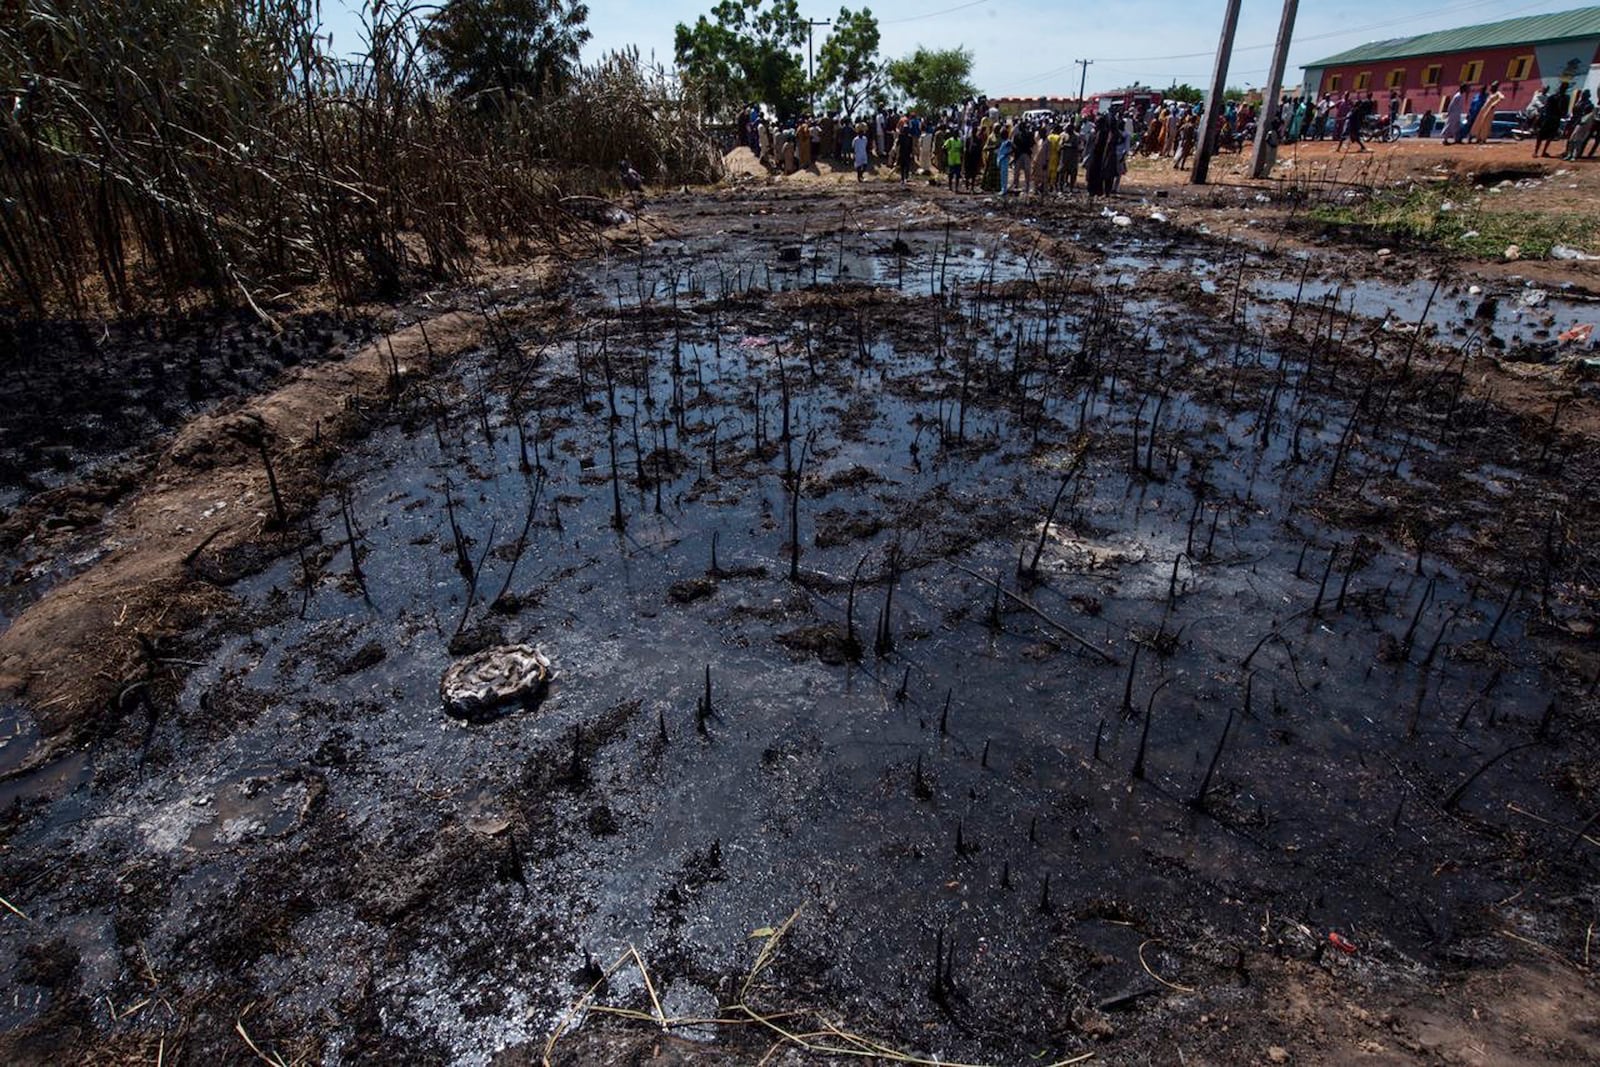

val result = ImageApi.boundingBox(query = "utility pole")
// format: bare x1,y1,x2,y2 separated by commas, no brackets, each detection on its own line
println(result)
806,18,832,114
1075,59,1094,115
1191,0,1243,184
1250,0,1301,178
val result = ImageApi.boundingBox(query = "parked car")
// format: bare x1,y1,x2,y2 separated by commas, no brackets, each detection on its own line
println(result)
1396,114,1436,138
1491,109,1526,139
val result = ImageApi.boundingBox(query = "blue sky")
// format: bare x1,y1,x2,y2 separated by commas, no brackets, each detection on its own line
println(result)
319,0,1588,96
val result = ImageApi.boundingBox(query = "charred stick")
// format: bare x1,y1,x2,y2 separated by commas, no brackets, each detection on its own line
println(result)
1131,677,1173,780
1192,707,1235,807
338,487,369,600
1486,573,1523,646
947,561,1116,664
1120,642,1141,717
1311,544,1339,617
492,471,545,609
1399,575,1437,659
1561,807,1600,856
1442,741,1543,812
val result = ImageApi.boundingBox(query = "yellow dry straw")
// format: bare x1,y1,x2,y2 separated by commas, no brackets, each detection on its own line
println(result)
543,905,1096,1066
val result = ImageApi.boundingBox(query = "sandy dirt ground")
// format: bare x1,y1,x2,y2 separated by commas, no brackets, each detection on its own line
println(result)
727,135,1600,272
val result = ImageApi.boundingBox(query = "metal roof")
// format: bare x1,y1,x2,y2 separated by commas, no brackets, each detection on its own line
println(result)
1304,6,1600,67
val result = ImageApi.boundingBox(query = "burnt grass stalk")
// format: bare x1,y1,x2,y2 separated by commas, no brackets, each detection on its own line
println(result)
337,486,369,603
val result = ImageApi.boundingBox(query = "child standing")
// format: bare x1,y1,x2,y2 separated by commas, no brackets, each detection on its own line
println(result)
943,129,964,190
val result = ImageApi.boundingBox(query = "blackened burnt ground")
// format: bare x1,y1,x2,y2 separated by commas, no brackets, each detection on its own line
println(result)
0,183,1597,1066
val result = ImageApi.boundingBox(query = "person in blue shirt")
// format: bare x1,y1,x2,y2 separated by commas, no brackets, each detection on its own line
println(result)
1464,84,1487,141
996,127,1013,196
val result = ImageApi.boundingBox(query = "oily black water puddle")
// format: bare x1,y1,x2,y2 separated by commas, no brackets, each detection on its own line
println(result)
0,197,1592,1065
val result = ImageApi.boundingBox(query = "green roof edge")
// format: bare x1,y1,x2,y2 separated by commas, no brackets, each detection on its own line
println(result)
1302,5,1600,68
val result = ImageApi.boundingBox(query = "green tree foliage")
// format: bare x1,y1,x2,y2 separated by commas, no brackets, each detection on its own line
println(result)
1165,81,1203,105
815,6,883,117
886,45,975,115
674,0,807,119
422,0,592,100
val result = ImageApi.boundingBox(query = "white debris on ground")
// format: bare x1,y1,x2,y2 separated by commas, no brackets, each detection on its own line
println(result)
440,644,552,718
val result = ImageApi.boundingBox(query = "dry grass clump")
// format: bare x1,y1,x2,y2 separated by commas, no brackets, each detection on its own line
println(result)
528,48,727,186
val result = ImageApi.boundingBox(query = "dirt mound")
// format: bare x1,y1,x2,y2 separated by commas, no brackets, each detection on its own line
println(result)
722,147,900,186
722,147,768,181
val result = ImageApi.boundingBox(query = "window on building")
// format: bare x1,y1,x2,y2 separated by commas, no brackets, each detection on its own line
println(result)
1328,74,1342,92
1355,71,1372,90
1507,54,1533,80
1387,68,1407,89
1422,64,1442,87
1460,60,1483,83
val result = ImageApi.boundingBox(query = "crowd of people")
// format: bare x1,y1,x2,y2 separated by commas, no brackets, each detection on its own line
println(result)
1517,82,1597,159
737,96,1219,198
730,78,1600,197
1245,80,1598,159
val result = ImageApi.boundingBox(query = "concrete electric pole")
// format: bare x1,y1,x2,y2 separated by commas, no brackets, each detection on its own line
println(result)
1191,0,1243,185
1075,59,1094,114
806,18,832,114
1250,0,1301,179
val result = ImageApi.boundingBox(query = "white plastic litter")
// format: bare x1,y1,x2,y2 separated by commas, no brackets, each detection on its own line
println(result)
441,645,552,719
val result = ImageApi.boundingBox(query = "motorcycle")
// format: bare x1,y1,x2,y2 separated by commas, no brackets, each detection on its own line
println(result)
1363,113,1402,143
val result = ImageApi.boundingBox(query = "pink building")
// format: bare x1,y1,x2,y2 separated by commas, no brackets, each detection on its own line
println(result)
1302,6,1600,113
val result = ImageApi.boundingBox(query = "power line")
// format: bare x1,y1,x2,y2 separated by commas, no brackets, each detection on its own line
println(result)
1010,0,1560,88
882,0,996,24
1097,64,1269,82
1011,60,1081,88
1094,0,1516,61
1093,43,1268,64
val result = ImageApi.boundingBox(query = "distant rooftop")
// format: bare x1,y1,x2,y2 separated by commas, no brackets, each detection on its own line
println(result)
1304,5,1600,67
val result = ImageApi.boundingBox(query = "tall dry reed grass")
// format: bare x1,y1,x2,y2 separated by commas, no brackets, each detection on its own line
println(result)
0,1,721,318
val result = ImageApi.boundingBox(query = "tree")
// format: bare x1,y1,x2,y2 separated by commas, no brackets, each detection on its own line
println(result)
815,6,883,117
674,0,807,119
422,0,592,100
1165,82,1203,105
886,46,975,115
